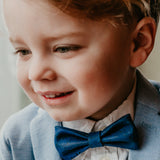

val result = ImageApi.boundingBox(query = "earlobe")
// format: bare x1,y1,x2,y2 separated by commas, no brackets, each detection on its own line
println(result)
130,17,156,68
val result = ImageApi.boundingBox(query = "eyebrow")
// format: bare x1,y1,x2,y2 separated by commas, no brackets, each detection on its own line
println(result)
9,31,85,44
10,37,21,43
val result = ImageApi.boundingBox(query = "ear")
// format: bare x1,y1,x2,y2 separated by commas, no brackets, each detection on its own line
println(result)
130,17,156,68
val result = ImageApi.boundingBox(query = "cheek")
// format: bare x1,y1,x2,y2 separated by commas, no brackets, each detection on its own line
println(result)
65,53,129,103
65,58,113,95
16,63,38,104
16,62,29,90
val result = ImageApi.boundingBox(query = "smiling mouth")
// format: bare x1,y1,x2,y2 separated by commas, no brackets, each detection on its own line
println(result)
43,91,74,99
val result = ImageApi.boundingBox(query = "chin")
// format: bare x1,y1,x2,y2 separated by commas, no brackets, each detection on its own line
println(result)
49,113,73,122
51,113,84,122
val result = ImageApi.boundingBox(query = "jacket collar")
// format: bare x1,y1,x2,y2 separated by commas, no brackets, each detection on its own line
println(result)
129,70,160,160
135,70,160,112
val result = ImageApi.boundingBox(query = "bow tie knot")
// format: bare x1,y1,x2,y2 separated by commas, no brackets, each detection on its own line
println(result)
55,114,139,160
88,132,102,148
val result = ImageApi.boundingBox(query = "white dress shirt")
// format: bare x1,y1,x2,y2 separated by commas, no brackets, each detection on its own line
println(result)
63,81,136,160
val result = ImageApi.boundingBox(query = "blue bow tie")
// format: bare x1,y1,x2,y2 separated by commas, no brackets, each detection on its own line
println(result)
55,114,139,160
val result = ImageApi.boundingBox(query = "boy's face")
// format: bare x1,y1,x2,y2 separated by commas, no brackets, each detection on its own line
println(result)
4,0,135,121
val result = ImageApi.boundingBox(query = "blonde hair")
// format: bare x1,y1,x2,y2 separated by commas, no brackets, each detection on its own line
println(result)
48,0,160,25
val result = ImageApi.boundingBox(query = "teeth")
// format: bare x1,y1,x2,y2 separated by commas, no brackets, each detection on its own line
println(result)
45,93,65,98
45,95,56,98
44,92,72,98
55,93,63,97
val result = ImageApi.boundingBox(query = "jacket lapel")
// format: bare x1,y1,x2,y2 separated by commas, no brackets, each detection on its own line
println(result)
30,109,62,160
129,71,160,160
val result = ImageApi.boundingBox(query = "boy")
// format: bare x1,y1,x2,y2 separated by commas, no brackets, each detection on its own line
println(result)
0,0,160,159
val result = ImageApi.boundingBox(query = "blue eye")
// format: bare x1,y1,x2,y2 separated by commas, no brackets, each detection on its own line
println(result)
14,49,31,56
54,46,81,53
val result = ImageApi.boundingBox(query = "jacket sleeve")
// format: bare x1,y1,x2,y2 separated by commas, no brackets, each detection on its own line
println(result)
0,128,13,160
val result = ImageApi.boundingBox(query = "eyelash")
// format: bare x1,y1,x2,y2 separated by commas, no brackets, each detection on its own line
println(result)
14,49,31,56
54,45,81,53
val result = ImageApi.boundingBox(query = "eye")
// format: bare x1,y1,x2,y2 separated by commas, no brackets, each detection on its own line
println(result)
14,49,31,56
54,45,81,53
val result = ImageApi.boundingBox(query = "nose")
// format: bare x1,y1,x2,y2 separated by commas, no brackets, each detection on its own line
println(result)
28,55,57,81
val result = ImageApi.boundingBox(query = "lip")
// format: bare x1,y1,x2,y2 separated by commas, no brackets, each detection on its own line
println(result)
36,90,74,106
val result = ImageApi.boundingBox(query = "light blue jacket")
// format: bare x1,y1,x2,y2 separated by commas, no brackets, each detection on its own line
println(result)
0,71,160,160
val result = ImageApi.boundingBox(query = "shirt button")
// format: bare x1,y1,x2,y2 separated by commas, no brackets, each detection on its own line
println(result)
101,157,110,160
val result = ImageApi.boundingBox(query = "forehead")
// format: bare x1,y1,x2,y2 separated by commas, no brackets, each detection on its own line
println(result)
4,0,118,45
3,0,83,38
3,0,61,22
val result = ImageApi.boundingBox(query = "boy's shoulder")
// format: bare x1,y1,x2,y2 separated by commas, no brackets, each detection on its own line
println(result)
0,103,39,141
0,104,58,160
0,104,42,160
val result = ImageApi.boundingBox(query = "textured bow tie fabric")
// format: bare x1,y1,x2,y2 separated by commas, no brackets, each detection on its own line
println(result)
54,114,139,160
